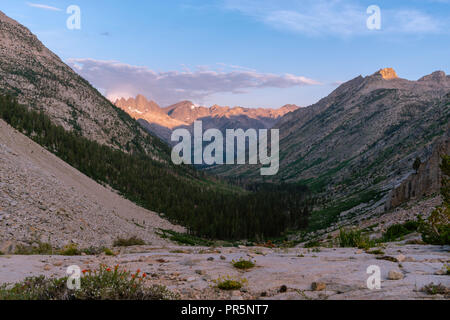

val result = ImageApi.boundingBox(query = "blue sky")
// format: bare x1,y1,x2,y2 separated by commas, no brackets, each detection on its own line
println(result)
1,0,449,107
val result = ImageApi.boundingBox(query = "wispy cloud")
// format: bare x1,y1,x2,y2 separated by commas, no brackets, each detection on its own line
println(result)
67,58,320,106
26,2,62,12
223,0,447,37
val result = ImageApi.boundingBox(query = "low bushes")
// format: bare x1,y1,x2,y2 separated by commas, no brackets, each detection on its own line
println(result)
214,276,247,291
0,265,178,300
304,240,320,248
13,243,115,256
338,228,375,249
113,236,146,247
420,283,449,296
382,221,419,242
232,258,255,270
59,244,81,256
14,242,54,255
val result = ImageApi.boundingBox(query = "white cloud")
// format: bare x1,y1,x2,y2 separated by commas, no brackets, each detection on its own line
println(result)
388,10,443,34
67,58,320,106
26,2,62,12
223,0,447,36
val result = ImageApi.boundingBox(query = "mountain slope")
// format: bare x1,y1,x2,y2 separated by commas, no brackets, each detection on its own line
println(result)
275,69,450,186
0,11,167,160
212,69,450,205
0,119,183,250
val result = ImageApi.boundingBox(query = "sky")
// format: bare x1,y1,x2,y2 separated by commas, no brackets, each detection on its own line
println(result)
1,0,450,108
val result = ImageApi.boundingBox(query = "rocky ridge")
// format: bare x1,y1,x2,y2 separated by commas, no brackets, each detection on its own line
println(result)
115,96,299,143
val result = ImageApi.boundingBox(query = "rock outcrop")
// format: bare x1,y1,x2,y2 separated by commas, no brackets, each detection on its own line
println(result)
386,135,450,210
377,68,399,80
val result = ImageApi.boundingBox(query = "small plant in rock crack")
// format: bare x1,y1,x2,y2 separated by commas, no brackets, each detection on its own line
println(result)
214,275,248,291
232,258,255,270
420,283,449,296
366,248,385,255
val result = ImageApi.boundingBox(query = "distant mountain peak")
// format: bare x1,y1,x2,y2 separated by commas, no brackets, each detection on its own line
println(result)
374,68,399,80
114,95,161,115
418,70,448,82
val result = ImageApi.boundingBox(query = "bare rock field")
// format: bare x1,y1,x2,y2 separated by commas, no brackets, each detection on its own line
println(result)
0,243,448,300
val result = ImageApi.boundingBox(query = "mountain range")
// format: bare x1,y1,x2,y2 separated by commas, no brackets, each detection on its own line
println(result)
114,95,299,143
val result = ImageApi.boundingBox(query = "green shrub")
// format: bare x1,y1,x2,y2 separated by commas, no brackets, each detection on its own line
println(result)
232,258,255,270
103,248,115,256
304,240,320,248
12,243,115,257
0,265,178,300
81,247,103,255
382,221,419,242
218,280,242,290
14,242,55,255
215,276,247,291
338,228,375,249
420,283,449,296
113,236,146,247
59,244,81,256
418,211,450,245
